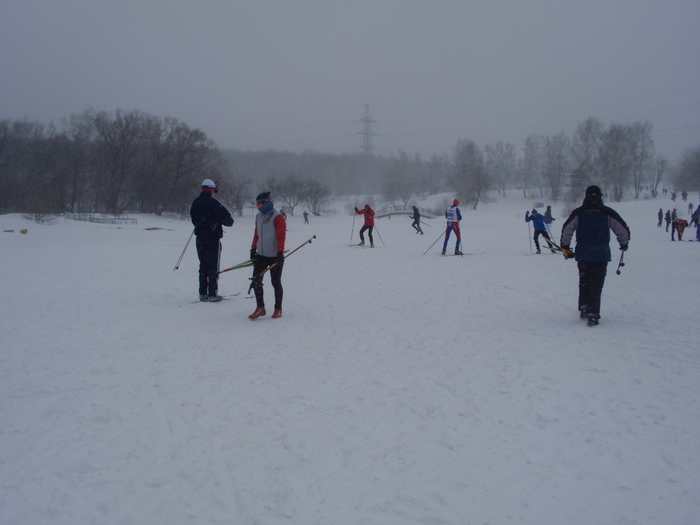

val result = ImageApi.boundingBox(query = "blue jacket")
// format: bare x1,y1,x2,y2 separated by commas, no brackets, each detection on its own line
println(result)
560,195,630,262
190,192,234,242
525,212,547,230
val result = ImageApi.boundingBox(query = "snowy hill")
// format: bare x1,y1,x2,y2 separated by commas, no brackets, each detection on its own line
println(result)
1,193,699,525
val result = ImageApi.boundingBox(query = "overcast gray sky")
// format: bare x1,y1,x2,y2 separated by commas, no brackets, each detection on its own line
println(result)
2,1,699,162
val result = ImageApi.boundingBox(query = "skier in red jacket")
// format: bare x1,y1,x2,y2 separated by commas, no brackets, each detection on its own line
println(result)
355,204,375,247
249,191,286,319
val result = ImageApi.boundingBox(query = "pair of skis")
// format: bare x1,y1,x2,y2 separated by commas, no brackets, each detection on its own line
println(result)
541,238,575,259
217,235,317,275
247,235,316,294
545,238,625,275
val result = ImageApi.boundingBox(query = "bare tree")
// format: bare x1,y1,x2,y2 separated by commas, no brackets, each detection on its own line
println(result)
450,139,491,210
276,175,307,215
304,178,332,216
521,133,545,198
92,109,144,214
629,121,654,199
543,132,570,201
599,123,635,202
649,156,668,197
485,141,516,196
675,145,700,192
382,150,415,210
571,117,603,178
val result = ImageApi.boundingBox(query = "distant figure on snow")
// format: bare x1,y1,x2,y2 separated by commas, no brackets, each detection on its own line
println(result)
303,210,309,224
410,206,424,234
671,217,688,241
442,199,463,255
355,204,375,247
657,208,663,227
544,205,555,225
526,209,556,254
691,207,700,241
665,210,672,232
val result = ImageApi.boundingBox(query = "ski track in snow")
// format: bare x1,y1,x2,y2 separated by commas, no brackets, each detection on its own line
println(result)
1,194,699,525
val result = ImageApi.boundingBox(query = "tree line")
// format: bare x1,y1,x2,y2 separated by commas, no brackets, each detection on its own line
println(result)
2,110,698,218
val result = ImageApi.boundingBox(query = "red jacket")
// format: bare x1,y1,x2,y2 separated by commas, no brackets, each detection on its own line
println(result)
355,206,375,226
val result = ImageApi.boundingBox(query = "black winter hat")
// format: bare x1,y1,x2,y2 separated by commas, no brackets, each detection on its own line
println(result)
585,185,603,196
256,191,271,202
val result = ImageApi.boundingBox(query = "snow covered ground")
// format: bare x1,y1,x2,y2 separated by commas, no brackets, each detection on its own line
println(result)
1,192,699,525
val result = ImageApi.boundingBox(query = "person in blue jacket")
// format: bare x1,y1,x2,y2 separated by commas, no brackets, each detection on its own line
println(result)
442,199,463,255
560,185,630,326
190,179,234,302
525,208,555,254
691,206,700,241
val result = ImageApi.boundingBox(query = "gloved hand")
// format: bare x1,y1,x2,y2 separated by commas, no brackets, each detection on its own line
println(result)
276,251,285,265
250,248,257,260
525,210,529,216
561,245,574,259
620,243,628,251
354,206,358,212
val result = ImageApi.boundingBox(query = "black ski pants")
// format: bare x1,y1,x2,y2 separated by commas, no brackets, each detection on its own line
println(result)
196,238,221,297
577,260,608,316
359,225,374,243
533,229,554,251
251,255,284,310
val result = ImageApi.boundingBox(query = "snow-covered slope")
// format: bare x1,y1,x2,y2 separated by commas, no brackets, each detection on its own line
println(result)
1,193,698,525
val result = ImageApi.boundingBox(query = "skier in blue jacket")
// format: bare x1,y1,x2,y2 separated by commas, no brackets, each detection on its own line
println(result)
190,179,234,302
525,209,555,254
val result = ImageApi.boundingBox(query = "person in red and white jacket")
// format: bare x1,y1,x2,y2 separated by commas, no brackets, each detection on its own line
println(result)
354,204,375,247
249,192,286,319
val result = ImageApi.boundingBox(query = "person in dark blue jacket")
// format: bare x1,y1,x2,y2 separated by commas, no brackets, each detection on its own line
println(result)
692,206,700,241
525,209,556,254
190,179,234,302
560,185,630,326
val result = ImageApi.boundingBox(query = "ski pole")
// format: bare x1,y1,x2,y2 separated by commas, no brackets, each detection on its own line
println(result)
420,220,432,228
423,230,445,255
373,225,385,246
545,223,554,239
248,235,316,293
616,251,625,275
173,229,194,271
350,213,356,246
527,221,533,254
218,258,255,275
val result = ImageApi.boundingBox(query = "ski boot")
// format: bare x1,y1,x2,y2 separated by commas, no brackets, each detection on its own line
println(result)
441,248,446,256
455,249,463,256
208,295,224,302
199,294,209,302
586,313,600,326
249,307,266,319
370,242,374,248
272,308,282,319
358,241,365,246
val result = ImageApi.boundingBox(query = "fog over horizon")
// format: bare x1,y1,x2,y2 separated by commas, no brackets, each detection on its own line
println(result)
1,1,699,162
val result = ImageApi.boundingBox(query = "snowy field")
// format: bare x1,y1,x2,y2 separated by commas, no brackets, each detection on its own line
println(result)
1,192,699,525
